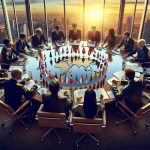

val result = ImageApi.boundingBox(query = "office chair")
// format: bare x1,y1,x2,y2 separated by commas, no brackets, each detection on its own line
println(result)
0,100,32,133
72,116,105,147
115,101,150,134
37,104,70,143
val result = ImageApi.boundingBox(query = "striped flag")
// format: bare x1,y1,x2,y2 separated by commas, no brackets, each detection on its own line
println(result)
69,74,74,84
64,75,68,84
59,74,63,83
75,74,79,84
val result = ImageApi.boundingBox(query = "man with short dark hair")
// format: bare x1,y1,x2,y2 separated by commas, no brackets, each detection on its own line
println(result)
113,67,144,113
88,26,101,43
42,80,73,118
1,39,19,64
116,31,135,52
16,33,31,54
52,26,65,44
69,23,81,43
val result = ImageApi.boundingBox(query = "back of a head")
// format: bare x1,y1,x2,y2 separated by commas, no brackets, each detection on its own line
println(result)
124,67,135,81
137,39,146,48
35,28,42,34
83,89,97,118
11,68,23,80
49,80,60,95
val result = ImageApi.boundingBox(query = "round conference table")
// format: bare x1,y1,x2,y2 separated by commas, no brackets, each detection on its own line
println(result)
6,43,126,104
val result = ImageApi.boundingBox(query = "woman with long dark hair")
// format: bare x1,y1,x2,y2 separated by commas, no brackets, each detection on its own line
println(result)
73,88,103,119
103,28,116,48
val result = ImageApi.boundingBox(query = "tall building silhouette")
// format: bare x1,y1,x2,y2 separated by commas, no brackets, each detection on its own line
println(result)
143,19,150,43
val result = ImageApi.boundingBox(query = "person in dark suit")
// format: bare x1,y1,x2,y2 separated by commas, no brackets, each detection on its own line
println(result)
1,39,19,64
4,68,36,111
116,31,135,52
31,28,47,49
42,81,73,118
31,28,47,59
113,67,144,113
69,23,81,43
88,26,101,43
102,28,116,48
52,26,65,44
16,33,31,54
126,39,149,63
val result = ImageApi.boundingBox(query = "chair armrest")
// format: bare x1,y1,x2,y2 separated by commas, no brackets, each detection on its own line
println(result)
13,100,32,116
117,101,135,117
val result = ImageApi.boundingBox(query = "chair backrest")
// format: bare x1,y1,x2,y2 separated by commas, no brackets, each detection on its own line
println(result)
0,100,15,115
136,103,150,117
73,117,103,134
37,105,67,129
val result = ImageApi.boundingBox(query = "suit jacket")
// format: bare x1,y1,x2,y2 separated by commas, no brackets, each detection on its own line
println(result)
69,29,81,41
4,78,34,111
52,31,65,43
88,31,101,43
42,94,72,116
16,39,30,53
31,34,47,48
1,46,19,64
117,38,135,52
128,46,149,63
115,79,144,113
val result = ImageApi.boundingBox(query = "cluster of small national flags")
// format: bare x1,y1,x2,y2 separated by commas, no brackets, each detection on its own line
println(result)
38,46,108,88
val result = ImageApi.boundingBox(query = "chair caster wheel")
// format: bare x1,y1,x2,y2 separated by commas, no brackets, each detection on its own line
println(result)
97,142,100,146
59,140,62,144
145,123,149,128
76,142,79,147
9,130,12,134
133,131,137,135
41,138,44,142
115,122,119,125
1,122,4,126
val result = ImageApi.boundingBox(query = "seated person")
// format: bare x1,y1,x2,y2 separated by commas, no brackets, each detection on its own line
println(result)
31,28,47,59
115,31,135,52
4,68,37,111
113,67,144,113
87,26,101,44
73,89,103,119
102,28,116,48
69,23,81,43
16,33,31,54
1,39,19,64
52,26,65,45
126,39,149,63
42,80,73,118
31,28,47,49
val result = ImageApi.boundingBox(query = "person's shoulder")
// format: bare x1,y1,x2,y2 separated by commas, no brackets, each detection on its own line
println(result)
2,46,6,51
58,96,68,101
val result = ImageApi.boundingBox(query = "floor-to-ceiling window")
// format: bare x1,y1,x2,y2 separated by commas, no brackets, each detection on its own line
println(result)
122,0,135,34
6,0,18,42
0,1,8,43
103,0,120,39
66,0,83,40
132,0,144,40
46,0,64,41
15,0,28,37
30,0,46,36
84,0,103,40
142,1,150,44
